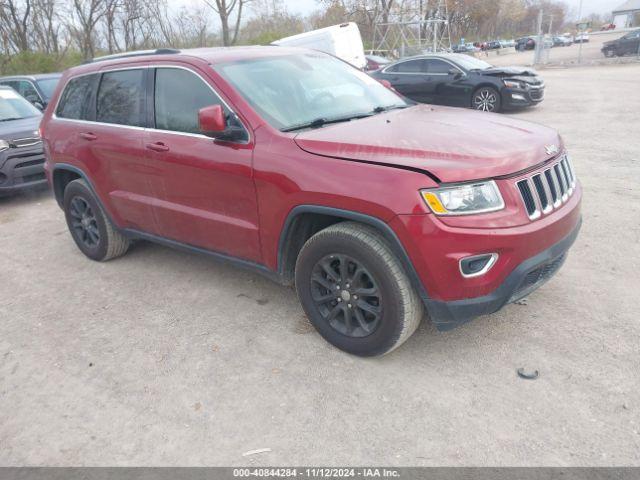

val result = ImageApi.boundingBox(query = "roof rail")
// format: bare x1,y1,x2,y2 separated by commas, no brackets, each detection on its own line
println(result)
82,48,181,64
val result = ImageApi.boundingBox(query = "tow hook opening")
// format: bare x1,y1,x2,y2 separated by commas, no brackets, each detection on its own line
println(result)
459,253,498,278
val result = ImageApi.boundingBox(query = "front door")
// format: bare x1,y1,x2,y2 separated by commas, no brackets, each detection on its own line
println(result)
143,66,261,263
422,59,468,107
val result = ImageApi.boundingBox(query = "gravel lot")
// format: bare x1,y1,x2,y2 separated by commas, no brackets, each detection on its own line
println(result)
1,63,639,467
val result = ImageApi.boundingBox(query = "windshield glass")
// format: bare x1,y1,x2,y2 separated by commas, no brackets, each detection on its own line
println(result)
450,54,493,70
0,89,41,121
36,78,60,100
215,53,408,131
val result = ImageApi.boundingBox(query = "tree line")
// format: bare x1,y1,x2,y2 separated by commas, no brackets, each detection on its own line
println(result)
1,0,585,74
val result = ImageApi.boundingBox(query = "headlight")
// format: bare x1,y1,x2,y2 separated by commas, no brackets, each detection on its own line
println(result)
0,139,9,152
420,181,505,215
503,79,524,89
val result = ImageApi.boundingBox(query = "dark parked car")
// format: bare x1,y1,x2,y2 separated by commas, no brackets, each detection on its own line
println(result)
364,54,391,71
370,53,545,112
40,47,580,356
602,30,640,57
451,44,470,53
0,73,62,110
516,37,536,50
487,41,502,50
553,36,572,47
0,86,46,196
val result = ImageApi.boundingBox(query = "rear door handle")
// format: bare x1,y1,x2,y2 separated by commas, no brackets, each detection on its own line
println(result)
145,142,170,152
79,132,97,141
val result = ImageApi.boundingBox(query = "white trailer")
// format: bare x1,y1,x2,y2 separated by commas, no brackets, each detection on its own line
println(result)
272,23,367,70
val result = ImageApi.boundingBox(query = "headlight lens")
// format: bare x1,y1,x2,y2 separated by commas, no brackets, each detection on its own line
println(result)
420,181,504,215
0,139,9,152
504,79,524,89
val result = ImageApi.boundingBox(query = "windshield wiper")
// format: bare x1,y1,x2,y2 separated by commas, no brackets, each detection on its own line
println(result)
372,104,409,113
281,113,374,132
281,105,410,132
0,117,22,122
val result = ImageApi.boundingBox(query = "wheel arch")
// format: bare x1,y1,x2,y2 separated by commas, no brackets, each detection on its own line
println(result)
277,205,430,302
52,164,117,226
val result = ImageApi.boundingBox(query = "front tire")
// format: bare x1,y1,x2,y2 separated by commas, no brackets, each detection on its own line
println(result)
472,86,501,112
63,179,130,261
295,222,423,357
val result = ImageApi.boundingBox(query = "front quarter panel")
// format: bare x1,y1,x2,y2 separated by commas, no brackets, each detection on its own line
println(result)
252,126,436,271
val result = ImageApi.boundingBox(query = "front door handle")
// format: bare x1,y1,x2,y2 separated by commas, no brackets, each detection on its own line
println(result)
145,142,170,152
79,132,97,141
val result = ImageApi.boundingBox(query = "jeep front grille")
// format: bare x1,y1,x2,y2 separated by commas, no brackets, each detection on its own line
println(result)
516,154,576,220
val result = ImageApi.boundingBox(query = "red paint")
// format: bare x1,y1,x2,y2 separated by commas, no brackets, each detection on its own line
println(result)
41,47,581,307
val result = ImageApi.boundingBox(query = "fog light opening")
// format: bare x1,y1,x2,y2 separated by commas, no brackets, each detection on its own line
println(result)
460,253,498,278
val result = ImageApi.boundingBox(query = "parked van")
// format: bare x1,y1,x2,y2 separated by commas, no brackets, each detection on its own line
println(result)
272,23,367,69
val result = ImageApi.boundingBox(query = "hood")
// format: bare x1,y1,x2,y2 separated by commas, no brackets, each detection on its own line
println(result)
0,115,42,141
293,105,562,183
480,66,538,77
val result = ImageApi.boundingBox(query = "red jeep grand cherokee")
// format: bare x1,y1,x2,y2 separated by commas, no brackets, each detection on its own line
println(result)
41,47,582,356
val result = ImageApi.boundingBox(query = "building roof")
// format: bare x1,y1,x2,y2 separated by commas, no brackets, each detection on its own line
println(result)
613,0,640,13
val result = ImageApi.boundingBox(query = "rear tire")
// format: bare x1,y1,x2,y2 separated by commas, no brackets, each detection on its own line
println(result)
63,179,130,261
295,222,423,357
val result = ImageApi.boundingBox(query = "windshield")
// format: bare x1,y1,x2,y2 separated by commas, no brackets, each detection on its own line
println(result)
36,78,60,100
449,54,493,71
215,53,408,131
0,89,41,121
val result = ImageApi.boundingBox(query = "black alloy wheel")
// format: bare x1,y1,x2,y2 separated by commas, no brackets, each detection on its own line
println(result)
310,253,382,338
68,196,101,248
63,178,130,261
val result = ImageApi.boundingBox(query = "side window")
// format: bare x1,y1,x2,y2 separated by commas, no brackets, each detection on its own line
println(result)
388,60,426,73
0,81,20,92
18,81,39,100
96,69,145,127
56,74,97,120
154,68,223,134
426,59,454,74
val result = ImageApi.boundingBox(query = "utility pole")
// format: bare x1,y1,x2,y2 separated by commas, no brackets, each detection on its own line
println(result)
548,14,554,35
577,0,584,64
534,9,543,65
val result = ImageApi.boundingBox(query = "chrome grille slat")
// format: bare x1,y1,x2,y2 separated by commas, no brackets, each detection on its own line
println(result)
532,174,551,213
554,163,569,201
516,154,577,221
544,168,560,207
560,158,573,194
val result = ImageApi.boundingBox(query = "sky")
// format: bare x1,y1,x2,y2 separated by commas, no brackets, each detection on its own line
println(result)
277,0,621,18
180,0,622,25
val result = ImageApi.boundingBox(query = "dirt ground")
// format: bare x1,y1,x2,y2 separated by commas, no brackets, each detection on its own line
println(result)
1,63,639,467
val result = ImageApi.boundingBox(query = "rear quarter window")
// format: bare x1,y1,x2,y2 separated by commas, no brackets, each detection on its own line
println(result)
56,74,97,120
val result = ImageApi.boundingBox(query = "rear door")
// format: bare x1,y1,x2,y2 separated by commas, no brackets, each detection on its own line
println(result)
381,59,429,103
142,65,261,262
89,67,160,233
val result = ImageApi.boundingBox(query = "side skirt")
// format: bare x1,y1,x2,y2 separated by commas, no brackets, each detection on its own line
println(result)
122,228,284,285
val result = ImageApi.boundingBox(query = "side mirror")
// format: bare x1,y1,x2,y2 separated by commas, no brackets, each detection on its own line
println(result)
33,102,44,111
378,79,395,91
198,104,226,137
198,104,247,142
449,68,463,79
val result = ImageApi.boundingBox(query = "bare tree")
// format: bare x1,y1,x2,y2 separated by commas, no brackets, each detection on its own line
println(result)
68,0,107,58
0,0,32,52
202,0,249,46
